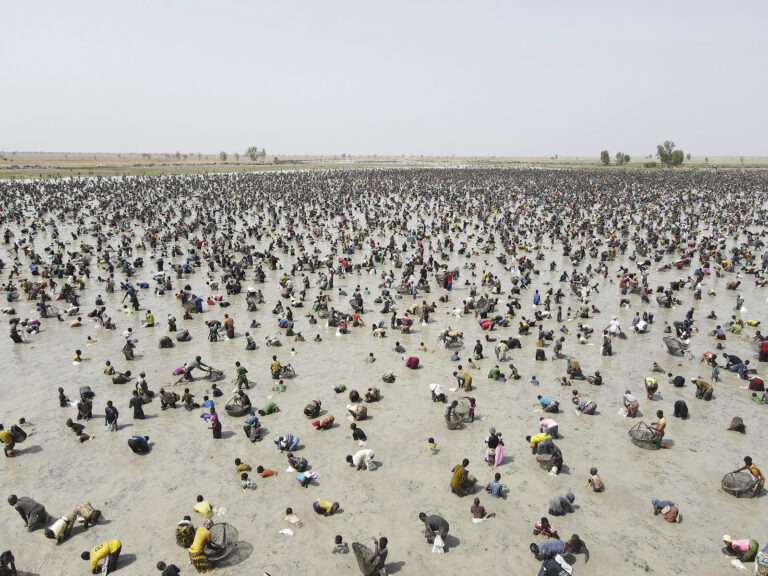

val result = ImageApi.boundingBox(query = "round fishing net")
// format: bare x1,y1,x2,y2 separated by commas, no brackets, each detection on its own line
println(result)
207,523,238,562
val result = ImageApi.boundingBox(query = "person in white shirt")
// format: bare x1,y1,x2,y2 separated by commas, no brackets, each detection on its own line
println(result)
607,316,622,335
346,449,375,470
623,390,639,417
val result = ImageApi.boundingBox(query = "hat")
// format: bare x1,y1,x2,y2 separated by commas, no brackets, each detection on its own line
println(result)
723,535,732,543
651,497,659,504
625,389,631,394
489,427,496,435
159,387,164,392
565,492,575,502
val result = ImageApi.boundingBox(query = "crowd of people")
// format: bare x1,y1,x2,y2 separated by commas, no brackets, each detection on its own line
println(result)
1,166,768,574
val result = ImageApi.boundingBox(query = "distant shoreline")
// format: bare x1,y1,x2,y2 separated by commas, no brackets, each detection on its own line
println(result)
1,152,766,180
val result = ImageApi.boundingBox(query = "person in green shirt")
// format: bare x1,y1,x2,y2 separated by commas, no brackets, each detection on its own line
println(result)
258,401,279,416
235,361,249,389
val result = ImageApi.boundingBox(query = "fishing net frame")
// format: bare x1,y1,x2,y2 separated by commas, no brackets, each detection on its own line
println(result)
206,522,239,562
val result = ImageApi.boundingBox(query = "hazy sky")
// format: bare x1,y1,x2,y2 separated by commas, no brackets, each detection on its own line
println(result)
2,1,766,157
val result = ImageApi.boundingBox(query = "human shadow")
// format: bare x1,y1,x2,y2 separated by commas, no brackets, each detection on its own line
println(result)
387,560,406,574
118,553,137,569
17,444,42,455
221,431,235,440
443,534,461,550
216,541,253,569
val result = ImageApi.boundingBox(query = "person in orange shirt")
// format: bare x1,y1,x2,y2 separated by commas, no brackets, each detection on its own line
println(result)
733,456,765,497
257,465,279,478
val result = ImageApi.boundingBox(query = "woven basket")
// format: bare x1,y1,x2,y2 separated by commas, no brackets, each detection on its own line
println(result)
536,453,555,470
225,399,249,417
722,472,758,497
628,422,660,450
663,336,686,355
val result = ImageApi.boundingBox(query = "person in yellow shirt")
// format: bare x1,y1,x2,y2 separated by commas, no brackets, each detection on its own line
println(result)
193,495,213,519
270,355,281,379
234,458,251,474
189,519,219,573
312,499,339,516
644,377,658,400
526,432,551,455
0,427,15,456
81,539,121,574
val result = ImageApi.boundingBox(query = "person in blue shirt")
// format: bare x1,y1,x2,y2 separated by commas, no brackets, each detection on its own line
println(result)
486,472,503,498
531,534,589,563
531,539,566,561
243,412,261,442
128,435,150,454
651,497,675,515
537,395,552,409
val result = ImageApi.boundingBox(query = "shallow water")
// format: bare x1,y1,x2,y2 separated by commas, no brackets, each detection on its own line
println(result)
1,171,767,576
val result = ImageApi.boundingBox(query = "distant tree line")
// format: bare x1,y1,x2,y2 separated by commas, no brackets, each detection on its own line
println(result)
599,140,685,167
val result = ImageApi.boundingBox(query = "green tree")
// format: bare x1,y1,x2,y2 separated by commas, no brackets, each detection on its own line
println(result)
686,153,691,161
615,152,625,166
657,140,685,166
623,154,630,164
600,150,610,165
704,157,709,163
219,151,227,162
656,140,676,165
234,152,240,161
669,149,684,166
246,146,260,161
